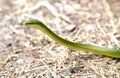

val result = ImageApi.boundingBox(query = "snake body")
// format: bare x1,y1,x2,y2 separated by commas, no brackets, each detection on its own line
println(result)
23,19,120,58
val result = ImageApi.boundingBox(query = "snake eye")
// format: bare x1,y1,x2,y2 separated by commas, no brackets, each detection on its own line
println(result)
29,22,32,25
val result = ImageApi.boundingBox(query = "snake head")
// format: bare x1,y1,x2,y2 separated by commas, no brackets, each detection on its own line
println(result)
23,19,47,30
23,19,42,26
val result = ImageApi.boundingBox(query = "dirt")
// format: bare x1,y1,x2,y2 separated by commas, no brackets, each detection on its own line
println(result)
0,0,120,78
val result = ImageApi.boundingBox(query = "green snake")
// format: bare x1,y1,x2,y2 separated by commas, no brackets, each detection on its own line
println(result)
23,19,120,58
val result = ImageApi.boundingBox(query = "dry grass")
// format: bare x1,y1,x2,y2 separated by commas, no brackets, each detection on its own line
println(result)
0,0,120,78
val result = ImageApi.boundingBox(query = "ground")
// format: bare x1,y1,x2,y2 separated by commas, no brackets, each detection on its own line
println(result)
0,0,120,78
